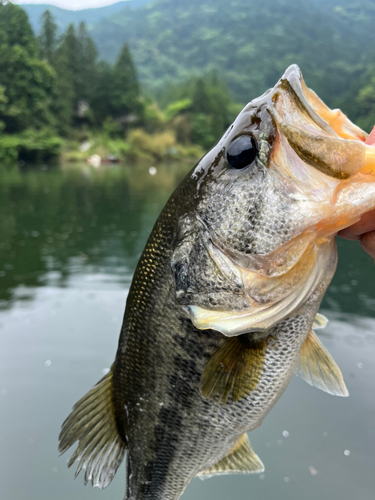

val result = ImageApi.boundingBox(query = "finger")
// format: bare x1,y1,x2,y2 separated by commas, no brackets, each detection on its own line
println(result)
360,231,375,260
338,208,375,240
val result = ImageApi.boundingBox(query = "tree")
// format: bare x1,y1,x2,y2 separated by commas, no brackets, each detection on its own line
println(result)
53,21,99,128
354,64,375,133
0,3,56,133
168,73,235,148
39,10,57,66
191,78,212,115
0,1,37,55
52,36,75,134
110,43,142,121
0,85,8,133
91,61,114,125
76,22,98,103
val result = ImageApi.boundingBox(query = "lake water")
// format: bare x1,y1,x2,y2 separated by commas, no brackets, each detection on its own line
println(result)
1,162,374,500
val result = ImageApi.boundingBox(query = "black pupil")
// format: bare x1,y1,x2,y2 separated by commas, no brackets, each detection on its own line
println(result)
227,135,257,170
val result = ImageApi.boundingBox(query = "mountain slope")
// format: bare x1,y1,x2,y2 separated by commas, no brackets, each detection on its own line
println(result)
20,0,375,114
21,0,149,34
89,0,368,105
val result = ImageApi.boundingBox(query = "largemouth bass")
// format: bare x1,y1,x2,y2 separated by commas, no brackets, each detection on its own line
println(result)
59,65,375,500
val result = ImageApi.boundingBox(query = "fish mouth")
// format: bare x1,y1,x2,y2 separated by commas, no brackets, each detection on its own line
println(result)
269,64,368,181
269,65,375,235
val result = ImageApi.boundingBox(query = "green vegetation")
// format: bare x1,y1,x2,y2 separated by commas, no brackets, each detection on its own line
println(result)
26,0,373,130
0,130,63,164
84,0,374,111
0,1,242,164
3,0,375,165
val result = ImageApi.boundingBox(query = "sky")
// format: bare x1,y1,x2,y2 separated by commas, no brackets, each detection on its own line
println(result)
14,0,123,10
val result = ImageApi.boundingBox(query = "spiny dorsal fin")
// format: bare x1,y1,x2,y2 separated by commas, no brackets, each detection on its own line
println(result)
58,368,126,489
312,312,328,330
295,330,349,397
200,336,267,404
197,433,264,479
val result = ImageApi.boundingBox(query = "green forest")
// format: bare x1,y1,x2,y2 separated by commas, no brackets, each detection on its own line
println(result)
1,0,375,164
0,1,237,163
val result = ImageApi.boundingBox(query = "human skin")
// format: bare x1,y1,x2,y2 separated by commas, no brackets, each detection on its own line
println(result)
339,209,375,259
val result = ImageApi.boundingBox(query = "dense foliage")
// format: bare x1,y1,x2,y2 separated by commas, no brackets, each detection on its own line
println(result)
78,0,374,114
3,0,375,163
22,0,375,133
0,2,241,162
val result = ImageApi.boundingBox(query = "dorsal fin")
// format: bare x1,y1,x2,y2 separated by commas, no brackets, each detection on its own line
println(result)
58,367,126,489
295,330,349,397
197,433,264,479
312,312,328,329
200,336,267,404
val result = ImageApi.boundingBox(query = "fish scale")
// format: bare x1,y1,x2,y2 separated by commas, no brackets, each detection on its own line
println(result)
59,64,375,499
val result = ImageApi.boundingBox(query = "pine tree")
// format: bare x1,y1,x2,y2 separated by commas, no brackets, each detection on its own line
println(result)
191,78,211,115
0,2,56,133
62,24,79,82
39,10,57,66
91,61,114,125
76,22,98,103
111,43,141,121
0,1,37,55
53,37,75,134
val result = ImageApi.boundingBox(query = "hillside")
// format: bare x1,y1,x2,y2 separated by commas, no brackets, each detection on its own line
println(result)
20,0,375,124
88,0,371,105
21,0,150,33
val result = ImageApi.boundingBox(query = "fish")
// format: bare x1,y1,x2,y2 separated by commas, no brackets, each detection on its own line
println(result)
58,64,375,500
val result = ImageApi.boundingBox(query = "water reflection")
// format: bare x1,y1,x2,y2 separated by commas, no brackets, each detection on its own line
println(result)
0,162,191,306
1,162,375,500
322,238,375,316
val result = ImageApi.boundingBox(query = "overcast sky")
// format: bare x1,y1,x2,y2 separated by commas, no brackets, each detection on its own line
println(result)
14,0,123,10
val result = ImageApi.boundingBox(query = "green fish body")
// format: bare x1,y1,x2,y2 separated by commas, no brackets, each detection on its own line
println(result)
59,65,375,500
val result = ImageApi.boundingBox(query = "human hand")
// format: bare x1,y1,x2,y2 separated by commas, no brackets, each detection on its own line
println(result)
339,209,375,259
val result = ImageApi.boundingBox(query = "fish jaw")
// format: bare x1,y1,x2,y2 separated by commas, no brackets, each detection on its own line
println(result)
269,65,367,181
270,65,375,237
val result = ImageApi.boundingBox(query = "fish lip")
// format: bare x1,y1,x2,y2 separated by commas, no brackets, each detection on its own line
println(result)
276,65,336,136
275,64,367,142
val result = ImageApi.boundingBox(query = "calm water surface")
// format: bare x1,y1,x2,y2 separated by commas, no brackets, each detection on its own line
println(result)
1,162,374,500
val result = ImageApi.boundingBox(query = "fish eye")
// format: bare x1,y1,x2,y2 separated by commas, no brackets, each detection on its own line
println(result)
227,135,258,170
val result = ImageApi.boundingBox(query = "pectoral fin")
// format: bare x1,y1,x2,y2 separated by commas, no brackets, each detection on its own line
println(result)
197,433,264,479
312,312,328,329
295,330,349,397
58,367,126,488
200,336,267,404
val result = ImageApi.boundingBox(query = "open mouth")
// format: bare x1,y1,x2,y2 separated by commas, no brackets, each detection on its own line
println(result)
275,65,375,180
300,73,375,178
269,65,371,181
